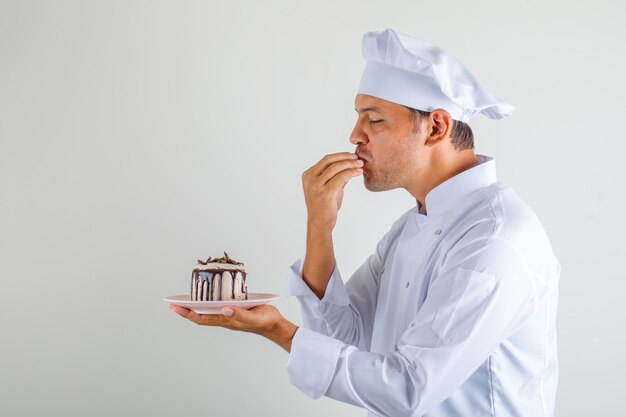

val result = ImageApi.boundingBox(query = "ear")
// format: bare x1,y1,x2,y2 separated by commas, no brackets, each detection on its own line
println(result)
425,109,453,147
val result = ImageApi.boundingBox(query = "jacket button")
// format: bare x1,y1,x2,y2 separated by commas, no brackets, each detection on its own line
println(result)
405,282,410,288
394,345,399,352
434,229,442,236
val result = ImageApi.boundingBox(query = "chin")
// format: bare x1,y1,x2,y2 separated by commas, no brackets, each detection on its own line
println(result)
363,175,395,192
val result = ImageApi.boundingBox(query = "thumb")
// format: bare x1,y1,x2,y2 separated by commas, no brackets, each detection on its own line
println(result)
221,306,256,323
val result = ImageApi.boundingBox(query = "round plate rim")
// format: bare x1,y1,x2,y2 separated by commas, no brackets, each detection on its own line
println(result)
164,293,280,304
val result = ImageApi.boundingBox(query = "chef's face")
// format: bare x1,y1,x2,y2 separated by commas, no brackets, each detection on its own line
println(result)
350,94,427,192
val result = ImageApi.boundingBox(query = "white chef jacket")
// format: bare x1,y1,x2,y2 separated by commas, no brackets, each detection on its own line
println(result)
284,155,560,417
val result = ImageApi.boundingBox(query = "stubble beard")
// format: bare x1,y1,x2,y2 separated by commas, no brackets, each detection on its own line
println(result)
362,162,399,192
360,129,423,192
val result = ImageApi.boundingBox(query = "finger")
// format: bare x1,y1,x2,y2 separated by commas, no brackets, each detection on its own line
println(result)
308,152,358,176
170,304,191,316
170,304,226,326
326,167,363,191
319,158,364,185
221,306,258,325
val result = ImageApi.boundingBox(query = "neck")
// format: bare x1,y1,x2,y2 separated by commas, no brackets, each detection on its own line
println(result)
407,150,479,212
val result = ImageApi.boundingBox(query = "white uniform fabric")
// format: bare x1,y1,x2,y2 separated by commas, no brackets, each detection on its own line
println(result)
284,156,560,417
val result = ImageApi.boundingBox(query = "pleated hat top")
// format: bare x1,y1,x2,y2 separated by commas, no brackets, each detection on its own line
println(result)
357,29,515,122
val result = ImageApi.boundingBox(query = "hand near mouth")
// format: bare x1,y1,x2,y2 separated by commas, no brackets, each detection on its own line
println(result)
300,152,363,299
301,152,364,231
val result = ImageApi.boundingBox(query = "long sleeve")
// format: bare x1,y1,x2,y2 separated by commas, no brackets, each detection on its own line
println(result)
287,237,542,417
283,212,410,350
283,243,384,351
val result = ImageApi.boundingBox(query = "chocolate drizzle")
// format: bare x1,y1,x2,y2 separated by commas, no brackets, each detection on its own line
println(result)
191,252,247,301
191,269,248,301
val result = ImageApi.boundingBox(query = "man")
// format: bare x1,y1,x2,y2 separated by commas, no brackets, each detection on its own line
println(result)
170,28,560,417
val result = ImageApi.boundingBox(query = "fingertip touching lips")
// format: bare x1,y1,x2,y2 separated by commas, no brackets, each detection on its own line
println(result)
356,149,370,161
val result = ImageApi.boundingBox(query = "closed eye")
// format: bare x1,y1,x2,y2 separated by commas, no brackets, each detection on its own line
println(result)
370,120,383,124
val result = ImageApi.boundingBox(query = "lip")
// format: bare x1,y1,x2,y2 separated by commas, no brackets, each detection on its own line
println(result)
356,150,369,162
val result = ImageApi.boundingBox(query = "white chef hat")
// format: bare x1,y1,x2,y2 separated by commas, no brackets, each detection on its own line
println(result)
357,29,515,122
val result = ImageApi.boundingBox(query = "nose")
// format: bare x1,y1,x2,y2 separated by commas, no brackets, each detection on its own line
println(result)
349,120,368,146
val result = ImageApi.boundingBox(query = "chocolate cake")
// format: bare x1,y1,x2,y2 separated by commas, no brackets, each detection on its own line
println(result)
191,252,248,301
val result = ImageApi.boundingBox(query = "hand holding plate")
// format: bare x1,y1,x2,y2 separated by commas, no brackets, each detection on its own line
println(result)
169,303,298,352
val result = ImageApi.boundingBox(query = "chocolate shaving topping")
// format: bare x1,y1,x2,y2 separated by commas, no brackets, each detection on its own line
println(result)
197,251,244,266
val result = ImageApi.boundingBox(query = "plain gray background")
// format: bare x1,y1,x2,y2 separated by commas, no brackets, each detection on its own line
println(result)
1,0,624,416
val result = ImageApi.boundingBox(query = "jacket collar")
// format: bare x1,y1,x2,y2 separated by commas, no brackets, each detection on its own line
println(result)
414,154,497,226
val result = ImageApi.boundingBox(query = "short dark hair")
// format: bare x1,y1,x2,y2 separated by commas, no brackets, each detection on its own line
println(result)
405,107,474,151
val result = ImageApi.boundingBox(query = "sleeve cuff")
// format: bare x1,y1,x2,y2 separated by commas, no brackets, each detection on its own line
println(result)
287,327,344,399
283,258,351,307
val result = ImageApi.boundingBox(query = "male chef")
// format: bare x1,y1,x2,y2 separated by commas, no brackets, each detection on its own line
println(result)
171,28,560,417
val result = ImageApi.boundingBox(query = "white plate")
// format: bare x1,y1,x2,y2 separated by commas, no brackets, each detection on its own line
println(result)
164,293,280,314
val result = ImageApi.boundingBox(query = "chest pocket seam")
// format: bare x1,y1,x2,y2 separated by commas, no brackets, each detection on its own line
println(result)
431,268,496,345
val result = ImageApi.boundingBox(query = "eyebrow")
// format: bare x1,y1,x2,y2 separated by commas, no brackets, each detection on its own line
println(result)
355,106,384,114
